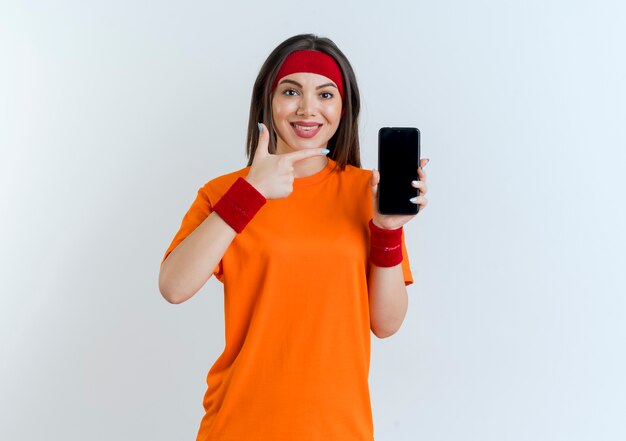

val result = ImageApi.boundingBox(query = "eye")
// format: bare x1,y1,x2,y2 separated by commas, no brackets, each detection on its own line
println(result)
320,92,334,99
282,88,299,96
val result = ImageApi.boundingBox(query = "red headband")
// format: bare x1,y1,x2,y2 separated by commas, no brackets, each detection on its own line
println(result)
271,50,345,102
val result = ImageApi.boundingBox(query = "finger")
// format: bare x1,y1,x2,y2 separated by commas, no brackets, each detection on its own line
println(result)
418,165,427,181
281,147,330,164
370,169,380,187
420,158,430,169
253,123,270,161
371,169,379,198
412,180,428,194
410,196,428,208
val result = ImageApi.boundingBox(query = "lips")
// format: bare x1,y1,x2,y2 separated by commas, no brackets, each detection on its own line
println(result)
290,122,322,138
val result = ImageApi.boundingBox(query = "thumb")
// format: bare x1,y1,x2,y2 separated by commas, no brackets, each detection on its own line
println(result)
253,123,270,161
371,168,379,198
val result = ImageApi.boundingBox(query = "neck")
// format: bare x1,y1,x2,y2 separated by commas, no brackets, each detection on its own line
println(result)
275,138,330,177
292,155,329,178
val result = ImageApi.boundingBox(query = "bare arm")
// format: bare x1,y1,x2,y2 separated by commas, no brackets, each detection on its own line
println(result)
159,123,329,305
368,263,409,338
159,212,236,304
367,159,429,337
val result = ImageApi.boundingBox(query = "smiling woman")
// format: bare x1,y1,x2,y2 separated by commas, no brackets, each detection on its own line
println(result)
158,33,429,441
246,36,362,170
271,72,343,163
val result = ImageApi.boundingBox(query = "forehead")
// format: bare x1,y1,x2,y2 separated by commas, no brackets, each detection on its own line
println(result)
277,72,337,87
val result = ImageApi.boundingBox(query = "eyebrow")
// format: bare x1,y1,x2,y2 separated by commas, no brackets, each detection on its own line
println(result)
278,79,338,90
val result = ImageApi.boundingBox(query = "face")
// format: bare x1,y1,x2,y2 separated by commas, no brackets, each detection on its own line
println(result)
271,72,343,154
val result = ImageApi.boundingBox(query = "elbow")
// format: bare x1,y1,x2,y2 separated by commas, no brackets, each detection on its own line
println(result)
159,257,184,304
370,308,407,339
158,273,206,305
158,268,188,305
371,324,400,339
159,270,176,304
159,283,183,304
162,294,182,305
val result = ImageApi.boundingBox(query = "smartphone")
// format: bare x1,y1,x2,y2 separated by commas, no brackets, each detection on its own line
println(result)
377,127,421,215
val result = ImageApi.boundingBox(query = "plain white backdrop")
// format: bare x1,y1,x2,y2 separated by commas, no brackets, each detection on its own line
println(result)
1,1,625,440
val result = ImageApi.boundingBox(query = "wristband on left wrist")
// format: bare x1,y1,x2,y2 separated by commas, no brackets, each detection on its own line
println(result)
368,219,403,267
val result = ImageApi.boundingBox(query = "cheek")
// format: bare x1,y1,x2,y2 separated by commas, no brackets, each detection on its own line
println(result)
271,103,290,138
271,105,288,136
324,102,343,123
272,97,297,118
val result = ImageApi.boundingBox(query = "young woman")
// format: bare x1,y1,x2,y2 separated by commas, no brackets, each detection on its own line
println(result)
159,33,429,441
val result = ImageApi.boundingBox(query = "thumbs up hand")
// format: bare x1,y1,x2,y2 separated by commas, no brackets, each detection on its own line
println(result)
245,123,330,200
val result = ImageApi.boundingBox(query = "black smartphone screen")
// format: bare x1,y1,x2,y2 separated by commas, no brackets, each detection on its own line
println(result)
378,127,420,215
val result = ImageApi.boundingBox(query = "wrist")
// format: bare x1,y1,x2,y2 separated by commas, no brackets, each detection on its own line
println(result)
213,177,266,233
371,218,392,230
243,176,266,199
368,219,403,267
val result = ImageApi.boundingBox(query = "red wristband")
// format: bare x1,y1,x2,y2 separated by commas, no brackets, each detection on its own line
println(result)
369,219,403,267
213,177,266,233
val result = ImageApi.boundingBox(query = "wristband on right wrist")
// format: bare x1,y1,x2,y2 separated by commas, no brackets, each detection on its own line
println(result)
213,177,266,233
368,219,404,267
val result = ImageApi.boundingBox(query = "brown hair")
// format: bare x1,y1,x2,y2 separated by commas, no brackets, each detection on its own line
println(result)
245,34,361,170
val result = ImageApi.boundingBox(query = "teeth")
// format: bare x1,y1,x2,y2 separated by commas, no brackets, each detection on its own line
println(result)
294,124,319,131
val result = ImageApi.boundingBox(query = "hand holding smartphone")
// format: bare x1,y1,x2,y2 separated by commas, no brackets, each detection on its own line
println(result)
377,127,421,215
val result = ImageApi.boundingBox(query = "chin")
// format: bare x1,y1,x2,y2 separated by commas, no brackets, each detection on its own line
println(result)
294,141,328,151
281,136,328,152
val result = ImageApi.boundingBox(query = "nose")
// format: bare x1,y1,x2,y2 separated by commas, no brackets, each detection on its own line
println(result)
296,92,316,116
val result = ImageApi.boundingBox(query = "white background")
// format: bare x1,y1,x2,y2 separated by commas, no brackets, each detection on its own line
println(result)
1,1,625,440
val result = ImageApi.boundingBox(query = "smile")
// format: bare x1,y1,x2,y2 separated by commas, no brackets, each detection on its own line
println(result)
290,123,322,138
292,124,321,131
